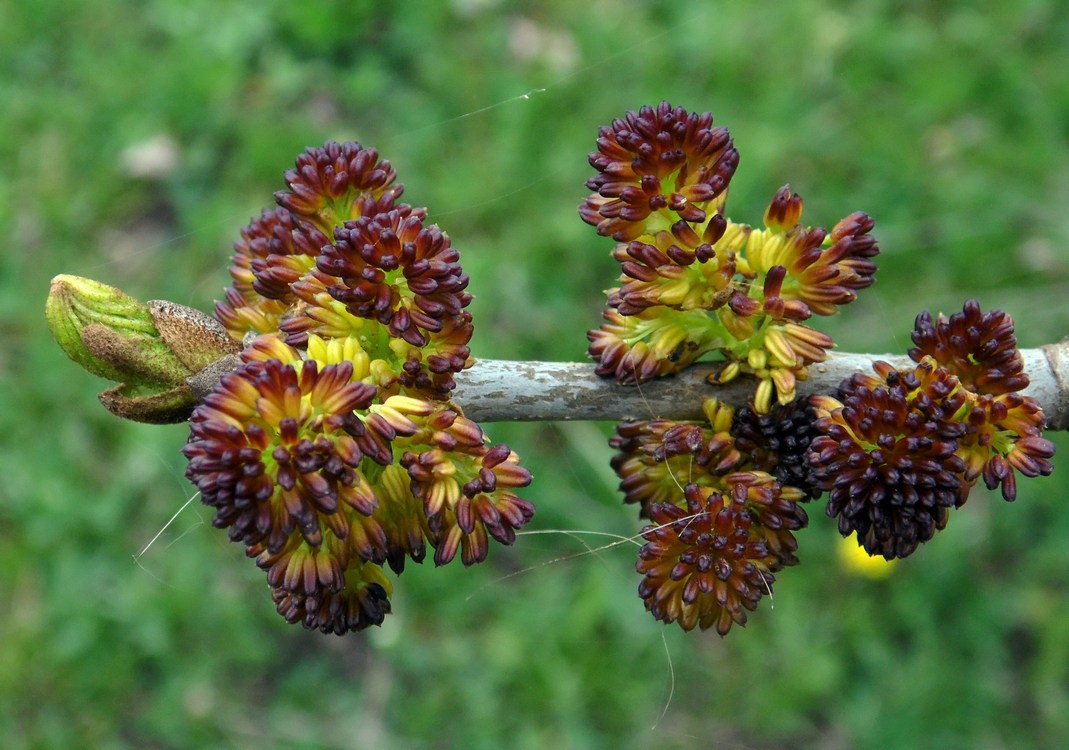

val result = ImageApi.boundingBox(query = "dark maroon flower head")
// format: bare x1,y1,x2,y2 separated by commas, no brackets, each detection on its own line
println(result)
214,207,321,339
270,559,394,635
607,216,734,315
580,101,739,241
637,481,800,635
316,208,473,347
587,306,715,384
275,141,404,232
956,391,1055,501
733,400,822,500
183,356,388,554
726,471,809,564
781,210,879,317
274,273,472,399
213,284,290,341
236,209,331,304
909,299,1028,395
750,189,880,318
808,360,971,559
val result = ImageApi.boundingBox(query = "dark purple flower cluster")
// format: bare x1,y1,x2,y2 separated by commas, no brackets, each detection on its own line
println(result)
910,299,1027,395
216,142,472,400
733,400,822,499
609,398,810,634
638,478,806,635
580,101,739,242
190,143,533,634
317,209,472,347
809,301,1054,559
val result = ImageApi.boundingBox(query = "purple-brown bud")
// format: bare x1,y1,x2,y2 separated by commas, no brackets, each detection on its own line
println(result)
317,209,473,347
909,300,1028,395
581,101,739,241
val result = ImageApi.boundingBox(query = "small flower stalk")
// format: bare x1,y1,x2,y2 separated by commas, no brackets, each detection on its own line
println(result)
583,102,879,413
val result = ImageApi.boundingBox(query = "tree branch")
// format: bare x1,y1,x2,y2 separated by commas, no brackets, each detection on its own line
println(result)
188,339,1069,429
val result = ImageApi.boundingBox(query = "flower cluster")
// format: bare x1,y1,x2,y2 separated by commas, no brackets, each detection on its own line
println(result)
611,397,810,634
583,102,879,412
584,105,1054,635
637,477,807,635
188,142,534,634
47,108,1062,643
808,301,1055,559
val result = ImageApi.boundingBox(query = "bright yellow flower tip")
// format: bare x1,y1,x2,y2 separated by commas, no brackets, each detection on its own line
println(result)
838,534,897,579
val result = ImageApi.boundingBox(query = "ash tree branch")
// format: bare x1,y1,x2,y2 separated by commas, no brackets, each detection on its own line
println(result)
190,339,1069,430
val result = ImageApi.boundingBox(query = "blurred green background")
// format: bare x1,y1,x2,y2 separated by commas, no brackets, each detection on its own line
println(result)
3,1,1069,748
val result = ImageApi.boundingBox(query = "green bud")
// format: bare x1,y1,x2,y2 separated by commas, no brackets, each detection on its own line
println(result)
46,275,240,423
46,274,159,382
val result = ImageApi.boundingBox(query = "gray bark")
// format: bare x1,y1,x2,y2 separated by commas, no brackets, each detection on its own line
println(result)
189,339,1069,428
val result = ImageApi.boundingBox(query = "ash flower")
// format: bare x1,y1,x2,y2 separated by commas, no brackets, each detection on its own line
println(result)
415,310,475,391
401,439,535,566
636,480,803,635
580,101,739,241
808,358,971,559
587,306,718,383
909,299,1028,395
609,398,742,516
956,392,1055,501
762,184,804,231
215,141,417,343
908,300,1054,500
280,271,376,345
250,525,357,596
183,346,401,554
733,400,822,499
582,109,881,416
213,285,291,341
275,141,404,234
724,470,808,563
271,558,394,634
744,189,879,317
225,207,331,305
710,318,835,413
281,272,472,398
607,215,736,314
250,213,330,303
317,208,473,347
371,463,432,573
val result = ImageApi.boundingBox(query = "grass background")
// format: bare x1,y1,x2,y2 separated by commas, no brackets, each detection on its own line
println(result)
3,1,1069,748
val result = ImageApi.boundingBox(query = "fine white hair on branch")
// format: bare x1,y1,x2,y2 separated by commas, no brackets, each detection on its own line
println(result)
188,340,1069,429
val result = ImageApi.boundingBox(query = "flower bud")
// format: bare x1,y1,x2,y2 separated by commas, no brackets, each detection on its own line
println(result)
46,275,239,423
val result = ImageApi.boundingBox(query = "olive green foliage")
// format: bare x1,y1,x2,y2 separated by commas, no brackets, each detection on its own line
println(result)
3,1,1069,748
